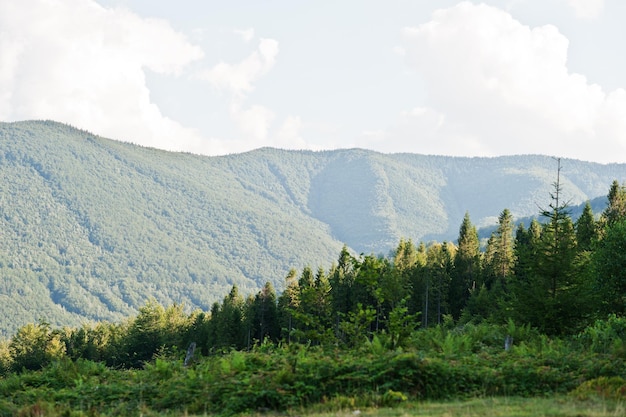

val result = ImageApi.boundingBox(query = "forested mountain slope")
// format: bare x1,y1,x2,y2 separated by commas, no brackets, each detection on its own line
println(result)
0,120,625,336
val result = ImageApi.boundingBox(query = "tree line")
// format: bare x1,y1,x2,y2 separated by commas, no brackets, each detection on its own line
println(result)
2,177,626,374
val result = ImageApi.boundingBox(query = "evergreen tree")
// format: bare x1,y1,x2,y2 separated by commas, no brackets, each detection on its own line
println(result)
450,212,480,319
386,239,417,311
602,180,626,227
537,160,576,301
313,267,333,335
393,238,418,272
513,219,542,283
576,201,597,252
481,233,498,289
493,208,516,286
125,300,189,366
215,285,245,350
407,241,428,317
514,160,587,334
593,219,626,316
353,255,384,314
329,246,358,338
293,266,334,344
424,242,455,326
277,269,299,343
248,282,280,345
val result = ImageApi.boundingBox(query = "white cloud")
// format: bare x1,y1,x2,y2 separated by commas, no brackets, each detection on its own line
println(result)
565,0,604,19
274,116,309,149
0,0,219,153
199,38,279,96
366,1,626,162
197,36,287,148
234,27,255,43
229,101,275,143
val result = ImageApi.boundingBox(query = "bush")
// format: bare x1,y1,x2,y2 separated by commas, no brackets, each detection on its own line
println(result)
571,376,626,401
577,315,626,356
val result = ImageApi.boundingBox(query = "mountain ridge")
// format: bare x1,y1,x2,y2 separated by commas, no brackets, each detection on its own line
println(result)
1,119,625,336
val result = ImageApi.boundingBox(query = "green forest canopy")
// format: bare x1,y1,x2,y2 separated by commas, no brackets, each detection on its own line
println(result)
2,120,626,338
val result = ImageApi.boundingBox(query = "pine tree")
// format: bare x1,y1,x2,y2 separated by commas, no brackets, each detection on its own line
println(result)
424,242,455,326
248,282,279,344
602,180,626,227
513,219,541,283
593,219,626,315
215,285,245,349
329,246,358,339
482,209,515,291
514,159,586,334
493,208,516,285
449,212,480,319
576,201,597,252
394,238,418,272
407,241,428,317
537,159,576,301
277,269,299,343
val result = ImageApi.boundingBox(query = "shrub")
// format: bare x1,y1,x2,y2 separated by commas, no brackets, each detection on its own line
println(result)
577,315,626,356
571,376,626,401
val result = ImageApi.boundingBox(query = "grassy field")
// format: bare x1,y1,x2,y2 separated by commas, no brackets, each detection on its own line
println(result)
274,397,625,417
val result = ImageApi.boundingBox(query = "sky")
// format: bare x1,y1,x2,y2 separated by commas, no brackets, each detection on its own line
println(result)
1,0,625,163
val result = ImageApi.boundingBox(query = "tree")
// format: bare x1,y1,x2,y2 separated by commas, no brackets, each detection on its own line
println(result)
513,159,588,334
493,209,516,286
602,180,626,228
512,245,544,329
593,219,626,316
386,298,420,349
407,241,428,316
248,282,280,345
576,201,597,252
450,213,480,319
9,321,65,371
214,285,245,350
424,242,455,326
124,300,189,366
125,299,167,366
329,246,358,338
293,266,334,344
394,238,419,272
513,219,542,284
277,268,299,343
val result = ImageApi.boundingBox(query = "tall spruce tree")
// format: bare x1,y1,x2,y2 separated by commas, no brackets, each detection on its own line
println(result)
407,241,428,317
424,242,455,326
475,209,516,323
483,208,515,291
593,219,626,316
513,219,542,283
330,245,357,319
248,282,279,345
537,158,576,301
277,269,299,343
215,285,245,349
576,201,597,252
602,180,626,228
449,212,480,320
514,159,586,334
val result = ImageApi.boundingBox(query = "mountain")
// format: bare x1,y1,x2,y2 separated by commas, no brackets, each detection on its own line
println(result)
1,120,625,336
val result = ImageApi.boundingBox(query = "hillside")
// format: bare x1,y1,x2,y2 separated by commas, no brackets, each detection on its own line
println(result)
1,120,625,336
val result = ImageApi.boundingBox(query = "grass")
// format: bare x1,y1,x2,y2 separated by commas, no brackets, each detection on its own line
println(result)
254,397,626,417
7,396,625,416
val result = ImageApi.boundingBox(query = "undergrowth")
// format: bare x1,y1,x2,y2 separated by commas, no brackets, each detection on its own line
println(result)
1,321,626,416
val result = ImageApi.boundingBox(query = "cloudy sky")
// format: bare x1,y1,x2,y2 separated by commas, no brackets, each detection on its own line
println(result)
1,0,625,163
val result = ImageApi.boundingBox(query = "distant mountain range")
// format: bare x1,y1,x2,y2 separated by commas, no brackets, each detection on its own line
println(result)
1,120,625,336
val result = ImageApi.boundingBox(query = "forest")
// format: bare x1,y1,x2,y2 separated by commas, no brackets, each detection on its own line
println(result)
1,175,626,416
4,120,626,339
